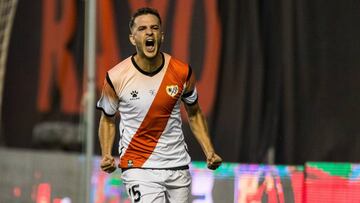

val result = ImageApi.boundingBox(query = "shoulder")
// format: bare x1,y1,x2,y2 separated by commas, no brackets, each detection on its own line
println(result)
108,56,132,76
106,56,134,83
165,53,188,68
104,56,135,93
164,53,191,80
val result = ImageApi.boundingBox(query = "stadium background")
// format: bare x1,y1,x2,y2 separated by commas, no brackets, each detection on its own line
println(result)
1,0,360,202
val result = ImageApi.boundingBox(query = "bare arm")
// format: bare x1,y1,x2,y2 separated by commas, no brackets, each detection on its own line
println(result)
98,112,117,173
182,67,222,169
184,101,222,170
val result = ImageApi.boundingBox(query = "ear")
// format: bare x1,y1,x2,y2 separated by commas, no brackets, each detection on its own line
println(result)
161,32,165,43
129,34,136,46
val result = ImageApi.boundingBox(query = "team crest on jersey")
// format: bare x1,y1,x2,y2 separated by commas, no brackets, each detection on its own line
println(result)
166,85,179,97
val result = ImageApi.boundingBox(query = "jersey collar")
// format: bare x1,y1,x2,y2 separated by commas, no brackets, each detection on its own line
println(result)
131,53,165,77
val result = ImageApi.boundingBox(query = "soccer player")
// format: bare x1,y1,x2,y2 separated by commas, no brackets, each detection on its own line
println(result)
96,7,222,202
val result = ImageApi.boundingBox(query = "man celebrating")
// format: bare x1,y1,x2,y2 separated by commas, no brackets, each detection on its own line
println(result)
97,7,222,202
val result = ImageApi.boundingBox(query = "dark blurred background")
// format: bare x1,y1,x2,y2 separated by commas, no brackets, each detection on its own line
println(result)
2,0,360,165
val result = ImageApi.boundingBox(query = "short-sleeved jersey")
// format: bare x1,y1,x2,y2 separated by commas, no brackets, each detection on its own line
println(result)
97,53,195,169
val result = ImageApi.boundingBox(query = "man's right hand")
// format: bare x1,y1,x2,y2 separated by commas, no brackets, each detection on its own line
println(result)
100,155,116,173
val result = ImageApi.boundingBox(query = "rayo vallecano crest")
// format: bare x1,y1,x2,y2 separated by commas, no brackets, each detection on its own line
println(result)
166,85,179,97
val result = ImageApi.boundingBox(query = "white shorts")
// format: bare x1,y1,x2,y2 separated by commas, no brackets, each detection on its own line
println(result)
121,168,191,203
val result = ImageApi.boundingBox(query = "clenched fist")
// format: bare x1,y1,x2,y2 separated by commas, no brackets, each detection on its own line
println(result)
100,155,117,173
206,152,222,170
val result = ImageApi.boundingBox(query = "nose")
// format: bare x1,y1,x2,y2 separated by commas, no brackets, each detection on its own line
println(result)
145,28,153,35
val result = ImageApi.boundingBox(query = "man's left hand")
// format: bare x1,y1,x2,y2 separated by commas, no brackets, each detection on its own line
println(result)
206,152,222,170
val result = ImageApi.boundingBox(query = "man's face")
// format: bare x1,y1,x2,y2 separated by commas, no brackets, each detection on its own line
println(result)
130,14,163,59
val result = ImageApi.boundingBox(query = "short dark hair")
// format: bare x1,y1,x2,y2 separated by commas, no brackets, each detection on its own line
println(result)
129,7,162,30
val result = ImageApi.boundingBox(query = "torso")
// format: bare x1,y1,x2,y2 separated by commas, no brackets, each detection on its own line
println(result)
108,53,192,169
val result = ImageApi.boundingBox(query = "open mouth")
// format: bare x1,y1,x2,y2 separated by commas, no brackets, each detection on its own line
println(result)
145,39,155,52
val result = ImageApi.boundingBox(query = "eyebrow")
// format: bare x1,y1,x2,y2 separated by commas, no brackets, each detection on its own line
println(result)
136,24,160,29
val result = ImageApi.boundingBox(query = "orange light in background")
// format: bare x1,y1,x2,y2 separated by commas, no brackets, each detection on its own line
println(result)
53,198,61,203
13,186,21,197
36,183,51,203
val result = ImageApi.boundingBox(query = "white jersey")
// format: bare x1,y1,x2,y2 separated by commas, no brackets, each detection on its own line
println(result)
97,53,197,169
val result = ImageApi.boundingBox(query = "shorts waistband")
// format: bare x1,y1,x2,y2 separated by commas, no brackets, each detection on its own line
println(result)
121,165,189,173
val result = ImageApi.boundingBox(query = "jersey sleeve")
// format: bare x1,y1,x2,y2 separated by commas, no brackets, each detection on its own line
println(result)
181,65,198,105
182,87,198,105
96,73,119,116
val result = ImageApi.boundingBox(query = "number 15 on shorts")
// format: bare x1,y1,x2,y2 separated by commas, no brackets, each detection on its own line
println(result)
128,184,141,202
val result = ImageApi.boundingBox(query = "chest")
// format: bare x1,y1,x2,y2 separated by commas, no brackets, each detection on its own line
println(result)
119,72,184,114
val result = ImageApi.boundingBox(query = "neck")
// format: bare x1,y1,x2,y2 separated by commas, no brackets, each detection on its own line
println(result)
134,53,163,73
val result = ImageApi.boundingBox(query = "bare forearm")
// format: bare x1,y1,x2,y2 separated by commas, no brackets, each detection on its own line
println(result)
187,108,215,157
187,107,222,170
98,114,116,157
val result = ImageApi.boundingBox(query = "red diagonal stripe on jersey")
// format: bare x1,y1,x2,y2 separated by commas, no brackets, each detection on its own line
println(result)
120,60,187,168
